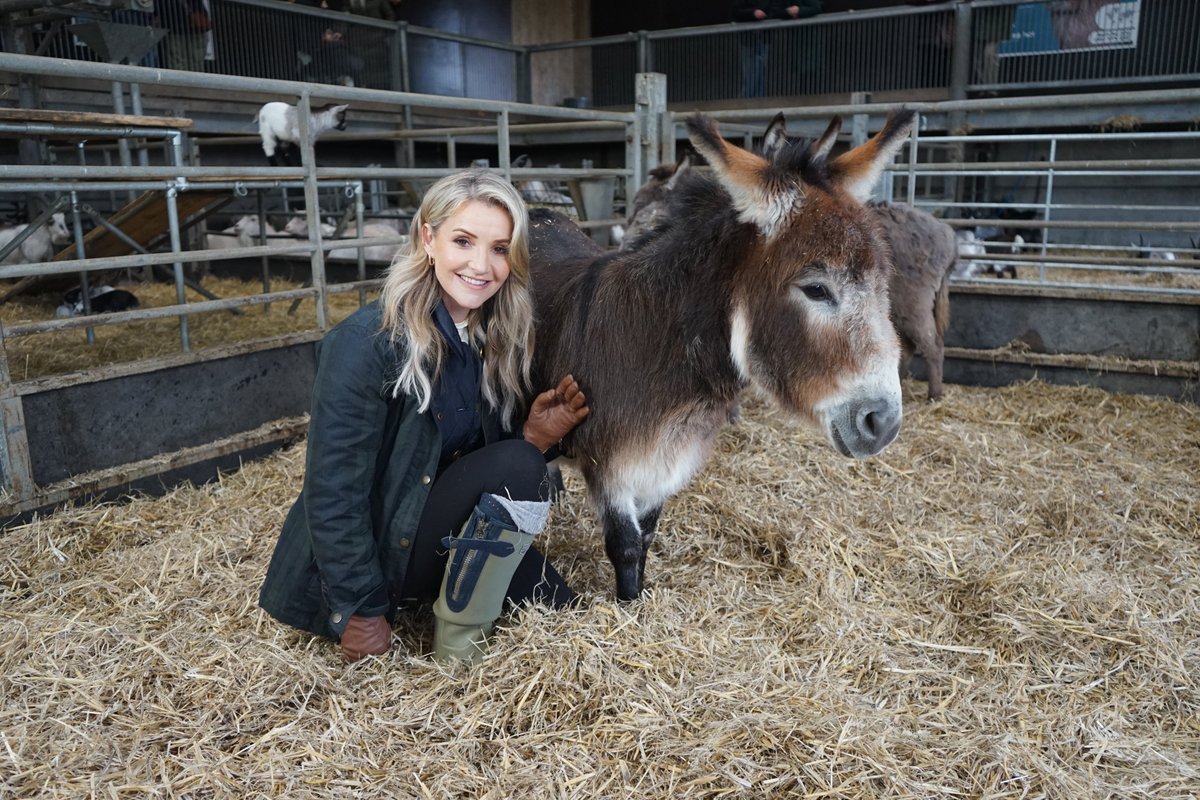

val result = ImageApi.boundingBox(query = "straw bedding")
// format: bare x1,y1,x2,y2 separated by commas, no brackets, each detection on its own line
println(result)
0,277,377,382
1,380,1197,798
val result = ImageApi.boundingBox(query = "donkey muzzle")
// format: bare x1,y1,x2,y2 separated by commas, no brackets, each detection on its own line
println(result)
828,396,901,458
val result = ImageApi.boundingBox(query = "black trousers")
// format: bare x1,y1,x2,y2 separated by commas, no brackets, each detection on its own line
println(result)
400,438,575,609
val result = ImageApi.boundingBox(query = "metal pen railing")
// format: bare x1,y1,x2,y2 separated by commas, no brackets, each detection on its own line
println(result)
683,87,1200,298
0,51,637,355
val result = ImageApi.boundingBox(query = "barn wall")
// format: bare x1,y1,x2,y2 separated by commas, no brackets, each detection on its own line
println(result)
21,344,316,486
945,292,1200,362
513,0,592,107
905,290,1200,403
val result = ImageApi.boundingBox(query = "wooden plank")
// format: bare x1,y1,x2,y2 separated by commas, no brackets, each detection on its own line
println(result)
0,107,192,129
54,189,233,261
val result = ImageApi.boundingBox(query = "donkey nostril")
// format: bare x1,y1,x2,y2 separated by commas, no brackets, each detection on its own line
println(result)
861,410,880,438
858,403,884,439
857,400,898,443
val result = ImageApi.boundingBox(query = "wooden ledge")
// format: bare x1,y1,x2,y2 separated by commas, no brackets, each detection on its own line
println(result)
0,107,192,129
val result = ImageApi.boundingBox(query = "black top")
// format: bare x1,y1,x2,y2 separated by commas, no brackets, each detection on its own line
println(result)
430,302,483,473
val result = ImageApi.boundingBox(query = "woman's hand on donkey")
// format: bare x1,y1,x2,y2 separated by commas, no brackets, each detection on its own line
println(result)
524,374,589,452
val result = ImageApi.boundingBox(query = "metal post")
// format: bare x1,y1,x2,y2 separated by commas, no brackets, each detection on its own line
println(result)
71,139,97,346
636,30,651,73
661,110,676,167
110,80,135,204
635,72,668,187
354,182,367,307
14,25,43,220
128,81,151,168
256,189,271,310
297,92,329,331
164,186,191,352
516,48,532,105
625,116,642,221
850,92,871,148
947,1,972,206
388,26,402,93
396,22,415,171
907,117,920,207
1041,138,1056,275
950,2,972,103
498,110,511,180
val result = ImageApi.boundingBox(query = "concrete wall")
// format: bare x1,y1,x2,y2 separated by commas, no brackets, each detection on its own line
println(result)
513,0,592,107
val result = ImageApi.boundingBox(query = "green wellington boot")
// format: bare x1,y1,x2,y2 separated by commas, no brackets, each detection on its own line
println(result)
432,493,546,665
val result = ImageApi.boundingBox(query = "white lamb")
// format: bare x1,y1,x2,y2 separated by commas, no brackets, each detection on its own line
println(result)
326,222,406,263
257,101,349,167
284,215,404,262
0,212,71,265
283,215,336,239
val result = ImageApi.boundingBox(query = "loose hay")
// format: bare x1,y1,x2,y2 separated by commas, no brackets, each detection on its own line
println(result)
1,380,1197,798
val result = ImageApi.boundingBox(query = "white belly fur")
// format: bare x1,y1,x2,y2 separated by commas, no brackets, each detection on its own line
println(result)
587,406,728,521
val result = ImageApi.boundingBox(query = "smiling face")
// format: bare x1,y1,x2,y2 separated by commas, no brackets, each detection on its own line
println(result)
422,199,514,322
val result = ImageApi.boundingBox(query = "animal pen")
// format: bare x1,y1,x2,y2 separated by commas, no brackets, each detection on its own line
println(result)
0,51,1198,799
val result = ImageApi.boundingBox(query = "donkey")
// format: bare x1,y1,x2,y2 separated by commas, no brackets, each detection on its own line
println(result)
760,114,958,401
529,111,916,601
618,150,694,251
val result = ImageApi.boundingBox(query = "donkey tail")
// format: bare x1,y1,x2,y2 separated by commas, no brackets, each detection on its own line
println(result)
933,270,951,338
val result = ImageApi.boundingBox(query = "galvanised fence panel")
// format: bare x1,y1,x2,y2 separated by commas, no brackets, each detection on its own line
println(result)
970,0,1200,91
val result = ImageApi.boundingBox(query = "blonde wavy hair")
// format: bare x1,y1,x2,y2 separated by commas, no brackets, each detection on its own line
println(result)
380,169,533,429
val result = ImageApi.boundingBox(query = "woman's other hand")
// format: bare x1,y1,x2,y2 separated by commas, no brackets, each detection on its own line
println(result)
340,614,391,663
523,374,589,452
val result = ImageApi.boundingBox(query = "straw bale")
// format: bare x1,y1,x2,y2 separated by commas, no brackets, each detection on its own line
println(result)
0,278,378,382
1,379,1197,798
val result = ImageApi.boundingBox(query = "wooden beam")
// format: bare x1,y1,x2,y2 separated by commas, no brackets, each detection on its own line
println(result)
0,107,193,129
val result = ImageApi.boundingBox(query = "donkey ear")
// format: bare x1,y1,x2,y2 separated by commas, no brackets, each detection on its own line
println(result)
805,115,843,163
762,112,789,159
665,151,693,190
827,109,917,203
687,114,795,239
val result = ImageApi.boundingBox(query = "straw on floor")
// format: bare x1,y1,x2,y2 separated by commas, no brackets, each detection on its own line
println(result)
1,379,1197,798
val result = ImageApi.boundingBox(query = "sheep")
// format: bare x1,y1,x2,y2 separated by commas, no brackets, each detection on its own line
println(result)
282,215,336,239
55,285,140,317
954,229,1019,279
510,154,574,206
257,101,349,167
283,215,405,262
232,215,282,247
0,212,71,265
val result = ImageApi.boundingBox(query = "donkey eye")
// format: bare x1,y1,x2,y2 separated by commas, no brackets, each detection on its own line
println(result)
801,284,834,304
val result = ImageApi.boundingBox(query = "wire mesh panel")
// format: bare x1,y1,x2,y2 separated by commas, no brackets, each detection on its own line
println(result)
212,0,396,90
650,8,954,103
591,41,638,107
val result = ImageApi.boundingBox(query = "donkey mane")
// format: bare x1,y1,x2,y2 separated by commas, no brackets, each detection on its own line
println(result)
764,137,832,188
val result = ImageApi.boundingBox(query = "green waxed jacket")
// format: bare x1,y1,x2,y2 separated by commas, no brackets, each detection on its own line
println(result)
257,301,509,640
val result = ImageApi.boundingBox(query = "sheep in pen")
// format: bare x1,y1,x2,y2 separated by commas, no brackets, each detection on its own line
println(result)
1,373,1195,797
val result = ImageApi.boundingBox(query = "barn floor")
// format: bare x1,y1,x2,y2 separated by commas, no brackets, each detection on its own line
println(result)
0,380,1197,798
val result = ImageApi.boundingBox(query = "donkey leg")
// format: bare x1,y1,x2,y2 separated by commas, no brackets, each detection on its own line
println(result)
601,505,644,602
636,506,663,594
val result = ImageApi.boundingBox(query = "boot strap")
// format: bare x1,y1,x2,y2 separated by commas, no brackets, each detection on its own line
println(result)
440,536,516,557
